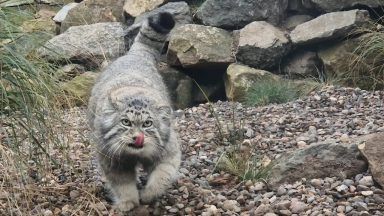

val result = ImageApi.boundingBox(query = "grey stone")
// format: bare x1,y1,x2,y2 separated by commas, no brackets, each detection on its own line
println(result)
236,21,291,69
195,0,288,29
336,184,349,193
38,22,126,67
222,200,240,212
0,0,33,7
303,0,384,12
158,63,193,109
167,24,235,68
282,50,322,79
53,3,79,23
290,10,371,45
37,0,72,5
60,0,126,33
61,72,100,106
290,198,308,213
282,15,314,30
268,141,368,189
253,204,273,215
56,64,86,81
123,0,166,17
353,201,369,211
224,63,281,101
134,2,192,25
359,176,374,187
357,133,384,188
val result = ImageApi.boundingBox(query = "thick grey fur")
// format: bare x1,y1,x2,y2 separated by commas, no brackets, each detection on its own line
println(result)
88,12,180,213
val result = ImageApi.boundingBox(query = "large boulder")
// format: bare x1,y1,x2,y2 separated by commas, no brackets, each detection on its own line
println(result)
224,63,280,101
282,15,314,30
125,2,192,47
133,2,191,25
53,3,79,23
302,0,384,12
195,0,288,29
0,0,33,7
318,34,381,90
357,133,384,188
236,21,291,70
62,71,100,105
60,0,126,33
36,0,72,5
158,63,194,109
282,50,323,79
290,9,371,46
37,22,126,67
167,24,235,68
123,0,166,17
268,141,368,189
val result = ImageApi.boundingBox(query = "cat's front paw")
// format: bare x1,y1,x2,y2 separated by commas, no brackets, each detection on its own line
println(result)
115,199,138,213
139,188,157,204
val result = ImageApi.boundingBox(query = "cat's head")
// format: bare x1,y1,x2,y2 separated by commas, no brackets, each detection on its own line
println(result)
95,90,172,159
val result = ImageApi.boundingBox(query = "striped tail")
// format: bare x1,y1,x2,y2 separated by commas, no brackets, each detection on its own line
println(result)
133,12,175,52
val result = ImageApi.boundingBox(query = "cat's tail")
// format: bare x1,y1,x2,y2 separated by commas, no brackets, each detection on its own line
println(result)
134,12,175,52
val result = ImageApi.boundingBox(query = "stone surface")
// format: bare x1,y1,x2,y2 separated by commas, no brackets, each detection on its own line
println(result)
158,62,193,109
290,10,371,45
37,0,72,5
60,0,126,33
134,2,191,26
224,63,280,101
236,21,291,69
303,0,384,12
268,142,368,189
123,0,165,17
318,34,380,90
38,22,126,67
167,24,235,68
56,64,86,81
62,72,99,105
0,0,33,7
358,133,384,188
282,15,313,30
195,0,288,29
290,198,308,214
282,50,322,79
53,2,79,23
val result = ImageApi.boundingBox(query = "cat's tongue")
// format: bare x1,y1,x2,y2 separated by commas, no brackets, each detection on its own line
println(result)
134,132,144,148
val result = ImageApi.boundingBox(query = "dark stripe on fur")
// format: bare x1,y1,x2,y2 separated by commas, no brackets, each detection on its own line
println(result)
139,30,165,43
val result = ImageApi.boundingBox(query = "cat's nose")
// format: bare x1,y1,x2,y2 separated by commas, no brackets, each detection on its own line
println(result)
133,132,145,147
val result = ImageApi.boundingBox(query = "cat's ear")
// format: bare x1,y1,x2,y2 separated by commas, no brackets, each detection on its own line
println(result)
108,94,122,110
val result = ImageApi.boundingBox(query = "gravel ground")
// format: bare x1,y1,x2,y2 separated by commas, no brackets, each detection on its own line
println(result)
2,86,383,216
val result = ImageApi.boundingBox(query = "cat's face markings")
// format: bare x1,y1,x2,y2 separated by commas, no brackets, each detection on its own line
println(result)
114,98,161,152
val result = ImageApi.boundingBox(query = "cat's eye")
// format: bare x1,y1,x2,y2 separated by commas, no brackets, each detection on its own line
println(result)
121,119,132,126
143,120,153,128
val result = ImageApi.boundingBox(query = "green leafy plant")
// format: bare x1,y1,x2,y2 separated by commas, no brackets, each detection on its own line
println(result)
350,30,384,90
215,142,271,181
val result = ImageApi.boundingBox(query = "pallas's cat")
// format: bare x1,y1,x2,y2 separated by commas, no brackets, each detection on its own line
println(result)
88,12,180,213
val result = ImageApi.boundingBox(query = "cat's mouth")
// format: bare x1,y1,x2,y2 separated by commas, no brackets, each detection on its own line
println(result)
128,143,144,149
